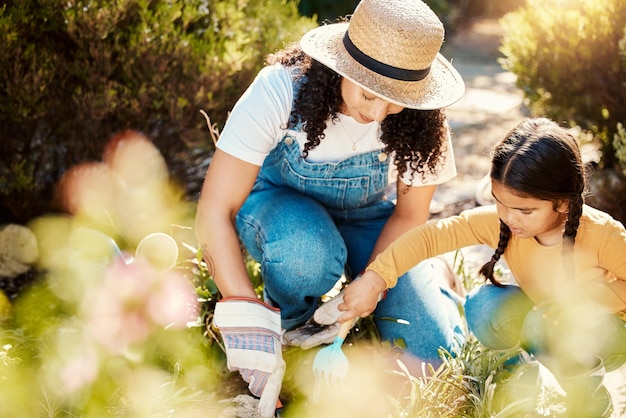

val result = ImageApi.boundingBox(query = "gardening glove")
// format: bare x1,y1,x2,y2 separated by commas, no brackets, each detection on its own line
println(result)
314,282,386,325
283,289,345,349
284,287,371,349
283,320,341,350
313,290,345,325
213,297,286,418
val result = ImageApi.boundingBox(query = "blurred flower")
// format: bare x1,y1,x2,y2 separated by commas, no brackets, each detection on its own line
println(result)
58,341,100,395
147,270,199,328
82,256,199,354
55,130,188,246
55,161,118,229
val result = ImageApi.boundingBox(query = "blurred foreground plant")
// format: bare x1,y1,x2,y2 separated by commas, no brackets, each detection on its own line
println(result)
0,129,228,417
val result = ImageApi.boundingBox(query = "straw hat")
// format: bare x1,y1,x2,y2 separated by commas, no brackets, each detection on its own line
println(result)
300,0,464,110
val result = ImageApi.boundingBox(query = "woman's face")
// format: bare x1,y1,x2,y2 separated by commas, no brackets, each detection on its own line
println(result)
491,180,569,246
340,78,404,123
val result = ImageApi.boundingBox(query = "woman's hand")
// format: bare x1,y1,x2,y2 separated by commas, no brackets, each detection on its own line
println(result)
337,270,387,322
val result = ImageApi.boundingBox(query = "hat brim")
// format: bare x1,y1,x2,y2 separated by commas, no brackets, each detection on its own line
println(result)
300,23,465,110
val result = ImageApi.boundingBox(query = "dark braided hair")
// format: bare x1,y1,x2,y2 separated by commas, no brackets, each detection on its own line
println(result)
479,118,586,285
266,43,448,185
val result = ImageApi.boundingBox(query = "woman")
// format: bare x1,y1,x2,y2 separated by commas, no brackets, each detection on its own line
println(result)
195,0,465,415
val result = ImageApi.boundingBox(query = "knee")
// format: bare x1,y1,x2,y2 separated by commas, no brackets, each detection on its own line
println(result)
465,285,507,332
519,306,550,356
264,229,346,277
376,271,466,360
259,231,347,300
466,285,532,350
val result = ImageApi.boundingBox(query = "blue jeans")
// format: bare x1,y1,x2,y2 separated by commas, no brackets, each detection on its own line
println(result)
236,136,465,362
465,284,626,373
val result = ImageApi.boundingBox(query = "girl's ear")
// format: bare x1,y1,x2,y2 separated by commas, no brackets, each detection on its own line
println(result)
556,199,570,213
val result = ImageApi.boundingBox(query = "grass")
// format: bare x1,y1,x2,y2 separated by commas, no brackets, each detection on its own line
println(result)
0,231,574,418
1,219,603,418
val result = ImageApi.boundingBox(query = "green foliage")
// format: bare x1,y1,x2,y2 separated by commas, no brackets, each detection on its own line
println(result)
499,0,626,172
297,0,358,22
0,0,317,224
298,0,465,37
0,220,225,416
614,122,626,175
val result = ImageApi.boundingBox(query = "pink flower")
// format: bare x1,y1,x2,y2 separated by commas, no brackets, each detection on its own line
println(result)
83,256,199,354
59,347,99,394
84,258,154,353
147,270,199,328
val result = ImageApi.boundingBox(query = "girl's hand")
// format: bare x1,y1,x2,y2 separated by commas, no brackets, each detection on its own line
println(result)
337,271,387,323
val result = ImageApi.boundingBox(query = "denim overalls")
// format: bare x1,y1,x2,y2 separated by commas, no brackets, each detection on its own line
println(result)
235,90,465,363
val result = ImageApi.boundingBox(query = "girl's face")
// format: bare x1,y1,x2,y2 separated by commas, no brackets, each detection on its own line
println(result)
491,180,569,246
340,78,404,123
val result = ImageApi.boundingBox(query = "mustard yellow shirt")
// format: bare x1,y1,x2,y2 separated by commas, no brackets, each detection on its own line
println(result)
368,205,626,318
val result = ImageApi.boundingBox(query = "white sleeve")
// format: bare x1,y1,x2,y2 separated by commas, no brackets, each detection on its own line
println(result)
216,64,294,166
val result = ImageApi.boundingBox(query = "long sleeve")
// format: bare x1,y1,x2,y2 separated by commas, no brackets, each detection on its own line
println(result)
367,206,501,288
579,206,626,316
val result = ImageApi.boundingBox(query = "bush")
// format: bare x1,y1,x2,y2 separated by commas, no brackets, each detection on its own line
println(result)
499,0,626,171
298,0,358,22
0,0,317,224
298,0,465,36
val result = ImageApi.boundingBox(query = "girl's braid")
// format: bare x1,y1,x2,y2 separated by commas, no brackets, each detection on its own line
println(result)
479,222,511,286
562,183,585,279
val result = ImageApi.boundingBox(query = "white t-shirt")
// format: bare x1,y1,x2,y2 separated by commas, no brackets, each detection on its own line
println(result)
217,64,456,186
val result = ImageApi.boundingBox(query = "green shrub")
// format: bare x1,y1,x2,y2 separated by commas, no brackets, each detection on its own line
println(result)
298,0,358,22
616,30,626,174
298,0,465,36
0,0,316,224
499,0,626,171
499,0,626,223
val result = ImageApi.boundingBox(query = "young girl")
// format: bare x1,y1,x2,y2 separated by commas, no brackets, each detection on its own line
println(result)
195,0,465,415
341,117,626,417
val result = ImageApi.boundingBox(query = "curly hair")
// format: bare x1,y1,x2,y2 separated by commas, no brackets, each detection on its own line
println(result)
266,43,449,185
479,117,587,286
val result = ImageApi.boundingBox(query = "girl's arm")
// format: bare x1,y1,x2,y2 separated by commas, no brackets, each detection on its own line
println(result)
195,149,261,298
338,205,500,321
